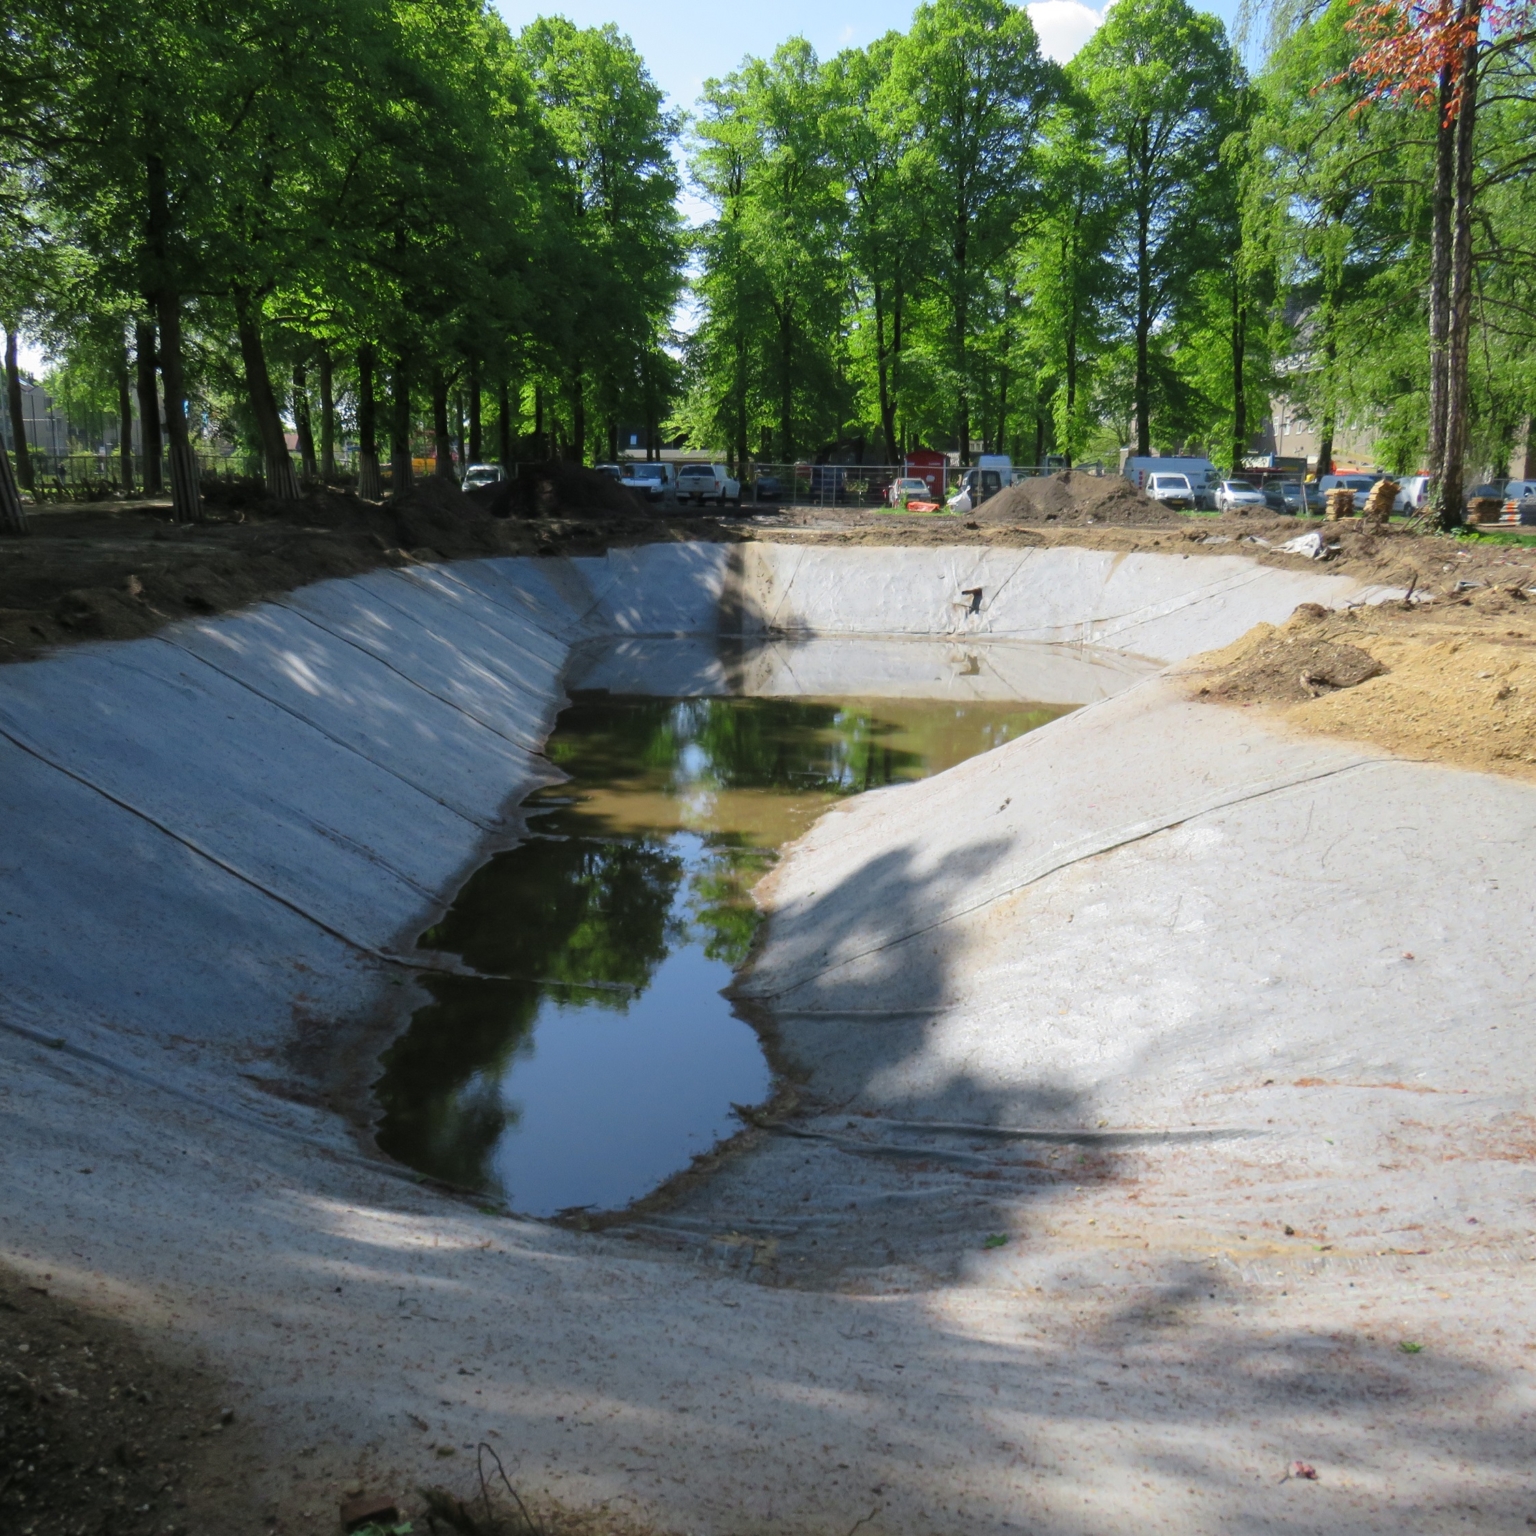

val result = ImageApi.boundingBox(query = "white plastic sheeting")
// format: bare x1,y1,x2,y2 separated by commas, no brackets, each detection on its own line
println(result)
0,541,1389,1087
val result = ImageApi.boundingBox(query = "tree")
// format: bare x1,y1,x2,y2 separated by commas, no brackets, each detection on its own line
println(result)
893,0,1057,462
1074,0,1241,456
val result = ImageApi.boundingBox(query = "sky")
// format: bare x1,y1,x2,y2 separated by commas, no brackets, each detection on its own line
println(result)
492,0,1247,119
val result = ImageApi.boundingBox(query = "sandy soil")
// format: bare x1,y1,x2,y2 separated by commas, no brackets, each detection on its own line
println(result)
1179,586,1536,781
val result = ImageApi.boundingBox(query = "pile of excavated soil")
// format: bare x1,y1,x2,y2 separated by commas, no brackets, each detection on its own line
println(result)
0,1264,261,1536
1180,590,1536,780
466,461,645,519
972,470,1164,525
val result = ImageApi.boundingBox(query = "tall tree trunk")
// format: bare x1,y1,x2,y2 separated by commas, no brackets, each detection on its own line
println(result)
732,326,747,474
468,368,482,463
607,417,618,464
234,293,300,500
293,361,318,482
874,283,897,464
534,386,545,459
498,380,513,471
1426,65,1456,477
1034,410,1046,469
1135,197,1152,457
1230,284,1248,475
778,311,793,463
1064,313,1078,469
1437,22,1480,531
390,351,413,495
0,421,24,532
134,317,162,495
146,150,200,522
117,337,134,493
453,389,465,469
432,368,453,478
1522,414,1536,479
5,329,34,492
569,365,585,463
357,344,382,499
318,352,337,481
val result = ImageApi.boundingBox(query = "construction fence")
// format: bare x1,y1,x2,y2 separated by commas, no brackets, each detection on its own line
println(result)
728,461,1107,509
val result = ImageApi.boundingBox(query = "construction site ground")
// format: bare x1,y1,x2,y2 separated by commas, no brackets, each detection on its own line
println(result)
4,483,1536,1535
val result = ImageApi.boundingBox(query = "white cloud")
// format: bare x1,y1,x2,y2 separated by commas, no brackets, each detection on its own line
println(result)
1026,0,1105,62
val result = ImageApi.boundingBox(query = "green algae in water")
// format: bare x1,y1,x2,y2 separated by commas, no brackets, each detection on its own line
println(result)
373,693,1068,1215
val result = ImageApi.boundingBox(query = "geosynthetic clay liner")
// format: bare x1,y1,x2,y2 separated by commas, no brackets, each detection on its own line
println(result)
5,540,1530,1536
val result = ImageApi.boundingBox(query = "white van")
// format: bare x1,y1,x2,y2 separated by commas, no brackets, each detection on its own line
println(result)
1123,456,1217,508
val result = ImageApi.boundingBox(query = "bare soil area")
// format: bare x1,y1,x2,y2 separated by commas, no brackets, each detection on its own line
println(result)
0,1263,259,1536
1179,587,1536,781
0,476,714,664
744,502,1536,596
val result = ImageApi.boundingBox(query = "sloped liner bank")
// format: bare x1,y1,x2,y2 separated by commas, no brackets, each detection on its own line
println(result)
11,541,1534,1536
0,541,1390,1133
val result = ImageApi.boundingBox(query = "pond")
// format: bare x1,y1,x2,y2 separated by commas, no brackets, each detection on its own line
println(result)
371,653,1093,1216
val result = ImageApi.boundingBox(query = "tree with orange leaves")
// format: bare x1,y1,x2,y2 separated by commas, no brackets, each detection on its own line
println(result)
1344,0,1534,525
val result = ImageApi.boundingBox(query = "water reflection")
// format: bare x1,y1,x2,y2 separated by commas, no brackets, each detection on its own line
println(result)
373,693,1069,1214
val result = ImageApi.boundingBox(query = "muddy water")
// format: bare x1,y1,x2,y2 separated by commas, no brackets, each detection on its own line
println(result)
373,692,1071,1216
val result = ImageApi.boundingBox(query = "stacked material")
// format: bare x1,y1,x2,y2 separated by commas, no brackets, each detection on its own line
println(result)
1363,478,1398,524
1325,486,1358,520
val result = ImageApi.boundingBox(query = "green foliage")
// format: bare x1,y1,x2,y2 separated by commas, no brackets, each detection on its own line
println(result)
0,0,683,475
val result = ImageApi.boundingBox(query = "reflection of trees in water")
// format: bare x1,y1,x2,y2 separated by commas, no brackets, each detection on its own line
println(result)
374,976,541,1190
419,835,683,986
374,694,1034,1194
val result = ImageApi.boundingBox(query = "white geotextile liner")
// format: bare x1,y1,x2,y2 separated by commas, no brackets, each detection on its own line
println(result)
0,734,372,1060
745,675,1536,1127
0,540,1391,1076
731,542,1396,652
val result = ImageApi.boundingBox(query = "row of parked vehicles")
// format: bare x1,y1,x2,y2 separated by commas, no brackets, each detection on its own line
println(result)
1131,456,1536,520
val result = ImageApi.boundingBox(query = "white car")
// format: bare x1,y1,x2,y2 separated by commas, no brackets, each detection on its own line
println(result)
675,463,741,506
1144,472,1195,508
462,463,505,490
887,477,931,506
1214,478,1267,512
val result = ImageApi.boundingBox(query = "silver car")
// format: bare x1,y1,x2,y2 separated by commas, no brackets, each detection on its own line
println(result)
1214,479,1267,512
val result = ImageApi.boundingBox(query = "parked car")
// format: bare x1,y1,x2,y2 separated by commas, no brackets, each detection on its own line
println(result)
462,463,505,490
1500,478,1536,524
888,476,932,507
751,472,782,502
1214,478,1268,513
1260,481,1290,513
675,462,741,505
1144,472,1195,509
594,463,624,480
626,462,674,501
1395,474,1434,512
1278,481,1322,515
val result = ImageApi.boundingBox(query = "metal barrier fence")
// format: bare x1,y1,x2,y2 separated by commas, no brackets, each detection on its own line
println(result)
7,450,365,500
730,461,1105,509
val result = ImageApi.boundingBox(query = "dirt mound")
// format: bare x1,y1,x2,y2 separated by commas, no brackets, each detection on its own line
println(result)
1192,604,1386,704
975,470,1163,525
1181,597,1536,781
466,461,648,520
